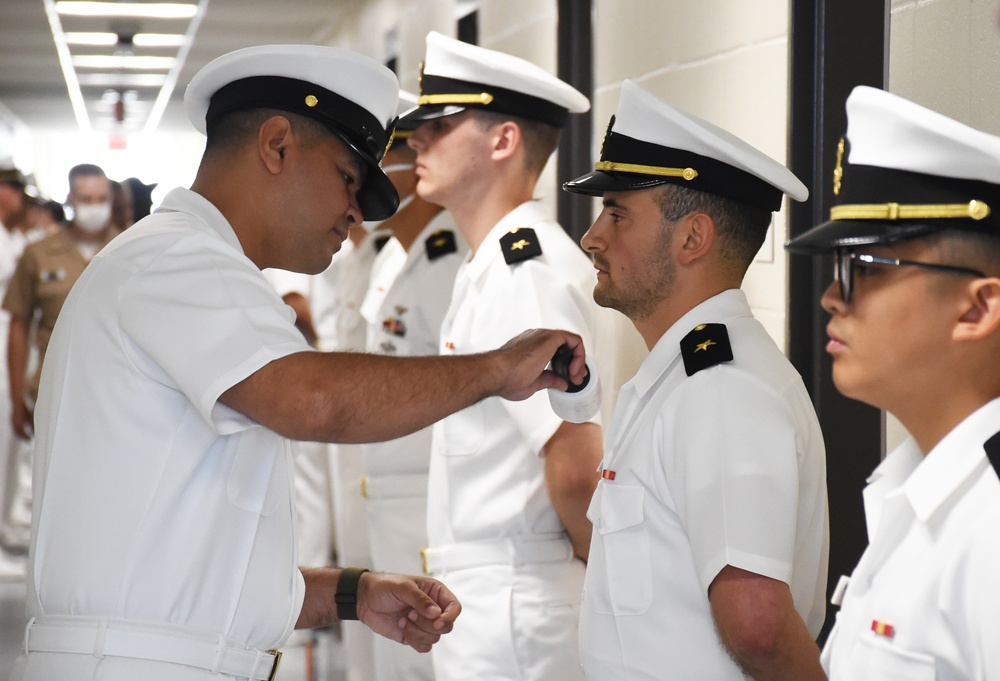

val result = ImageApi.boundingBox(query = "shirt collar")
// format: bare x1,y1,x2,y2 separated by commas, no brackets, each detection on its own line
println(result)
901,397,1000,522
631,288,752,398
462,200,550,283
157,187,246,255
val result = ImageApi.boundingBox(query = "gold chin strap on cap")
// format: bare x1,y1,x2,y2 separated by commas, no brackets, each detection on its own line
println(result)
594,160,698,181
830,200,991,221
418,92,494,106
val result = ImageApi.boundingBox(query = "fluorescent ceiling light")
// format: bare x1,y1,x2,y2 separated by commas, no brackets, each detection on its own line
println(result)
65,32,187,48
55,2,199,19
65,31,117,45
77,73,169,87
132,33,187,47
73,55,177,70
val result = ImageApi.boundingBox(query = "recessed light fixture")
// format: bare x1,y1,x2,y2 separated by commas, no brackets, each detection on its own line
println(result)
54,2,199,19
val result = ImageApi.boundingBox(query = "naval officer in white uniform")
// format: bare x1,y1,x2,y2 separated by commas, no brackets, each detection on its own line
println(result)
564,80,829,681
787,86,1000,681
11,44,592,681
403,32,604,681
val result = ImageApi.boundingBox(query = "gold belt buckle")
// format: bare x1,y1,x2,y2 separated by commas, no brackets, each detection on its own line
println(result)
420,547,430,575
267,649,282,681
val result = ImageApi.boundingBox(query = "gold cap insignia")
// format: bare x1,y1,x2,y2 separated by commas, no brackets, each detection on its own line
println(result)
833,137,845,196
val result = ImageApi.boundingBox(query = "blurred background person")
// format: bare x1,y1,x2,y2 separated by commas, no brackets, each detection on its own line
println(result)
309,208,385,681
0,167,34,579
0,163,120,555
26,200,65,241
109,179,134,231
358,104,466,681
123,177,157,224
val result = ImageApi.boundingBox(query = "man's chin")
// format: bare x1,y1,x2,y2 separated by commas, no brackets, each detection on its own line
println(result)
592,287,622,313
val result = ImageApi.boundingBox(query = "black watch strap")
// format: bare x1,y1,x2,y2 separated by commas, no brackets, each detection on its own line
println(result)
335,567,370,621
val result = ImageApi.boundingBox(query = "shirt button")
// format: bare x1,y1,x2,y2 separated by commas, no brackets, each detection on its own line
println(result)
596,518,604,529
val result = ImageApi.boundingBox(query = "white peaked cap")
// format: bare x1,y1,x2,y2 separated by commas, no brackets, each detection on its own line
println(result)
565,80,807,212
400,31,589,128
787,86,1000,253
184,44,401,220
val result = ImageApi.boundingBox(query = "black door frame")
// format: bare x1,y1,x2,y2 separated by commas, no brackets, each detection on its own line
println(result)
787,0,890,642
556,0,595,244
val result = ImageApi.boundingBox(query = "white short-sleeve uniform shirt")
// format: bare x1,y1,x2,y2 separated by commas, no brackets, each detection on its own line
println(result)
429,201,599,546
822,398,1000,681
580,289,829,681
16,188,313,681
428,201,599,681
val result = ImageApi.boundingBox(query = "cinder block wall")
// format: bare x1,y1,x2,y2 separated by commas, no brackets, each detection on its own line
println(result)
885,0,996,450
319,0,797,397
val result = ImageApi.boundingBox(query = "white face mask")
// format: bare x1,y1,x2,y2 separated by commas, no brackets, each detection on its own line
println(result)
73,202,111,233
361,192,415,233
381,163,415,175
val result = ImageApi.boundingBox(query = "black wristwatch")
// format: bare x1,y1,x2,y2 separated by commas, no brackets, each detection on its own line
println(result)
335,567,370,621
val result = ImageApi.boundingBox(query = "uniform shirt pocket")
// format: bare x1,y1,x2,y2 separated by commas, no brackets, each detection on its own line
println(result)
588,483,652,615
851,635,936,681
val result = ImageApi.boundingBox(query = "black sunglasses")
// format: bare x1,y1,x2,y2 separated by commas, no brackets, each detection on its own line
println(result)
833,250,986,303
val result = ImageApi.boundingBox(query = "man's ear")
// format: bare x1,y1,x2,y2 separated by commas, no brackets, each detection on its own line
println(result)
258,115,293,175
954,276,1000,342
675,212,716,266
490,120,522,162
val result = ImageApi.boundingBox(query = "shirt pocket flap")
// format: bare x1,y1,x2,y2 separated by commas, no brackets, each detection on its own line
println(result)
595,483,645,535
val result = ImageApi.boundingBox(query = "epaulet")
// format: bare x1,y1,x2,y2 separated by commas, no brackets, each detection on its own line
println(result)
984,431,1000,480
373,234,391,253
500,227,542,265
425,229,458,261
680,323,734,376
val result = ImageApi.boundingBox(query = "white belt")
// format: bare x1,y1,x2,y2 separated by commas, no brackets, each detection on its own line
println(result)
23,616,282,681
360,473,428,500
421,533,573,575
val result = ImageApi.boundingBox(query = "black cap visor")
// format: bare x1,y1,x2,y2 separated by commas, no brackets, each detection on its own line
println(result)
785,219,942,254
563,130,783,211
787,162,1000,253
328,128,399,221
563,170,672,196
398,103,468,126
404,74,570,128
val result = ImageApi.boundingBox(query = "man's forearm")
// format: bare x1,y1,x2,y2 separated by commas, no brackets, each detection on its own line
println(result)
544,421,602,561
221,328,586,445
7,317,28,407
710,566,826,681
234,351,505,444
296,567,341,629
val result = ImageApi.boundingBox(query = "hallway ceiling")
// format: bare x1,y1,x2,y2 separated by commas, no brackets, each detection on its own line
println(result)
0,0,366,135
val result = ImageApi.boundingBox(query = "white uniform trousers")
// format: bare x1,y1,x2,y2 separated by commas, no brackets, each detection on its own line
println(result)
430,557,585,681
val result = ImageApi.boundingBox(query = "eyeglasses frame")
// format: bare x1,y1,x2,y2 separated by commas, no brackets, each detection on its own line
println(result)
833,250,987,303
